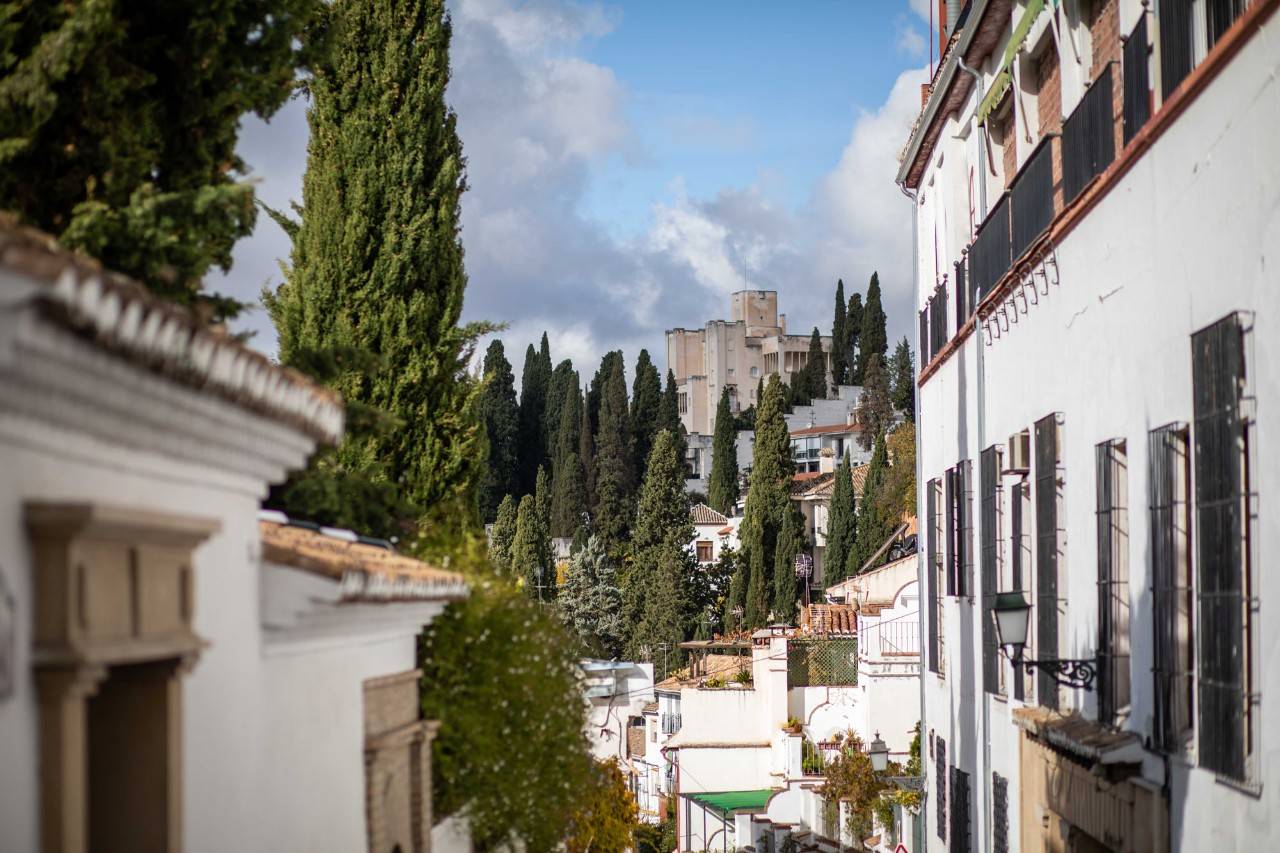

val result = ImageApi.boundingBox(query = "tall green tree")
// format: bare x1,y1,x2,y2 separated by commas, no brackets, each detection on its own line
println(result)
856,272,887,382
511,494,552,600
846,292,864,384
855,353,894,451
579,389,597,518
850,434,894,573
637,542,690,679
264,0,488,546
773,503,805,624
796,327,828,403
534,465,552,537
545,358,577,464
625,430,694,657
889,337,916,423
824,457,858,584
518,341,551,495
550,379,587,538
831,279,848,389
659,369,688,476
631,349,662,477
593,353,635,553
0,0,315,317
558,535,624,658
739,375,791,629
708,386,740,516
477,340,520,521
488,493,518,577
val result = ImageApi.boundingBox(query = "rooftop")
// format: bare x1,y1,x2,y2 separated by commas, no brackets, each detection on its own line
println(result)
690,503,729,526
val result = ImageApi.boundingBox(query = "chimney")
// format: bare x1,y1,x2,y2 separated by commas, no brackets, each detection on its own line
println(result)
921,83,930,107
779,313,787,334
819,448,836,474
938,0,948,56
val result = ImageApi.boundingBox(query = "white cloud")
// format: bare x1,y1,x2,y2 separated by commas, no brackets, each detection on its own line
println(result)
907,0,934,25
896,21,927,57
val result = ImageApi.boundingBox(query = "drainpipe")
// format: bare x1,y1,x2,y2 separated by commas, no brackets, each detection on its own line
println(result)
958,53,992,853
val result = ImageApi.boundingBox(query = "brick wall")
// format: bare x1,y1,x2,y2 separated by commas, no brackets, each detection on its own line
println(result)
1086,0,1126,159
1037,45,1065,211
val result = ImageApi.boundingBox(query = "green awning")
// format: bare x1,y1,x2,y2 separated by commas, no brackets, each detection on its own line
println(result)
687,789,777,817
977,0,1047,124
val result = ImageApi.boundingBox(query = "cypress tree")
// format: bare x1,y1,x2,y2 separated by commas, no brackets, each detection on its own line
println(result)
724,556,748,634
550,378,587,538
624,430,693,654
857,272,888,381
850,434,893,574
855,353,894,451
0,0,314,317
578,390,597,518
593,353,635,553
489,494,518,576
831,279,848,390
477,340,520,522
773,503,804,624
511,494,552,600
659,369,688,476
846,292,864,384
637,542,689,679
889,337,916,422
534,465,552,537
518,342,551,495
631,350,663,477
739,376,791,629
801,327,828,402
545,359,577,464
708,386,741,516
264,0,488,544
823,457,858,585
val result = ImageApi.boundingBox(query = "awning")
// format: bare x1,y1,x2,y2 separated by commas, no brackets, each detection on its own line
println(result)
685,789,777,817
977,0,1047,125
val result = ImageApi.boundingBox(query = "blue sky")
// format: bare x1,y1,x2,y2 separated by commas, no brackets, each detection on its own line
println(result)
220,0,934,378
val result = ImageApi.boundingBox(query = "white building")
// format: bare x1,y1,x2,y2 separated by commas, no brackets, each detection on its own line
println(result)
0,217,466,853
580,659,659,820
900,1,1279,851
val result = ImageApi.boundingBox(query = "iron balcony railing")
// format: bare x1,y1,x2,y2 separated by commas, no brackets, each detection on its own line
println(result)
1123,16,1151,145
919,308,930,363
1010,134,1056,261
929,284,948,358
953,259,969,332
1160,0,1195,98
1063,65,1117,205
969,192,1011,300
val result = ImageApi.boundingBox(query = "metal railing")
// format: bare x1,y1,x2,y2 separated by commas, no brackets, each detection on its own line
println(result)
969,193,1010,300
929,284,948,357
1063,65,1116,205
919,308,931,363
953,259,969,332
1123,16,1151,145
1010,134,1056,260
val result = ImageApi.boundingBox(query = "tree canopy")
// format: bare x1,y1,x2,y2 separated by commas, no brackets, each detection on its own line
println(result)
831,278,848,390
708,386,741,515
738,376,792,629
477,340,520,522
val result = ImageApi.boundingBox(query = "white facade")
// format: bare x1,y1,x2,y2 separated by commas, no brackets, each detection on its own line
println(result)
902,1,1280,851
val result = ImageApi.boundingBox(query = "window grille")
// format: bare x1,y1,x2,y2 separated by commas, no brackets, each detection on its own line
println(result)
1191,313,1252,781
946,463,973,598
1123,16,1151,145
1011,480,1030,702
1149,423,1193,752
1034,414,1063,710
949,767,971,853
930,285,949,358
954,259,969,331
970,193,1011,299
1010,136,1056,260
1063,65,1116,205
935,737,947,840
1207,0,1246,48
1159,0,1195,99
927,479,945,674
945,468,956,596
992,772,1009,853
1095,439,1131,727
981,447,1003,695
920,308,931,364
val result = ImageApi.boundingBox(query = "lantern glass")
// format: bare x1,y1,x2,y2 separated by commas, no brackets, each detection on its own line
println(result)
868,731,889,773
992,591,1031,657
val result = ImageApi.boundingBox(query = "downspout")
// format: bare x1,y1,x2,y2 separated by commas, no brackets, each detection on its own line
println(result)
958,53,991,853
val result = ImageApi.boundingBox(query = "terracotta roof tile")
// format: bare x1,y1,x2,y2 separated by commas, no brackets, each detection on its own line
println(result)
789,422,859,438
799,604,857,636
690,503,728,526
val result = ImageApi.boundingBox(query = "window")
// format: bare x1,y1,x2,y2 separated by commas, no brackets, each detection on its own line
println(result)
949,767,971,853
696,541,713,564
981,446,1003,695
751,366,759,377
935,737,947,840
727,368,735,377
1010,478,1033,701
946,462,972,597
1191,312,1254,781
1034,413,1063,710
1096,439,1131,727
992,772,1009,853
1150,422,1193,752
927,479,945,675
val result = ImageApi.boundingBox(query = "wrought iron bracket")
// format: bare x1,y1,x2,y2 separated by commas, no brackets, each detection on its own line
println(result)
883,775,926,792
1016,654,1098,690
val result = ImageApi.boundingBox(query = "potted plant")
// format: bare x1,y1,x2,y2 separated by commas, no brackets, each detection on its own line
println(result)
782,715,804,734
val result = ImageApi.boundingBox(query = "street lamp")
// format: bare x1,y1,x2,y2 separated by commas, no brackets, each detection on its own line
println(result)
865,730,924,792
991,591,1098,690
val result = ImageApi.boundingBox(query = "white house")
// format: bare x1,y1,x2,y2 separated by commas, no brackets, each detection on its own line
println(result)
900,1,1280,851
581,659,659,820
0,216,466,852
689,503,737,566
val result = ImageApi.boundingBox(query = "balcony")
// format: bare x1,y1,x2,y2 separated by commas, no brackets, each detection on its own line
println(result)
969,193,1011,300
928,284,948,358
1063,65,1117,205
1010,134,1057,261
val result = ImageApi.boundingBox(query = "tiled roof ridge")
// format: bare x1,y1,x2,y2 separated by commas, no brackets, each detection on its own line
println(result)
689,502,729,525
0,213,343,445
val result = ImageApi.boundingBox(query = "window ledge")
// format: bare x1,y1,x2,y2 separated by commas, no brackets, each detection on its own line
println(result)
1214,773,1262,799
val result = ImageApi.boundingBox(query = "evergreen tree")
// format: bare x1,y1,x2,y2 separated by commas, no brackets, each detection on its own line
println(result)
856,272,888,381
545,358,577,464
579,390,597,517
558,535,624,658
518,342,551,495
631,350,662,477
550,380,587,538
831,279,848,390
0,0,315,317
625,430,694,657
799,327,828,402
855,353,894,451
511,494,552,600
738,376,791,629
489,494,518,576
724,559,748,633
850,434,894,573
659,369,688,476
889,337,916,422
823,457,858,585
637,541,690,679
535,465,552,536
264,0,489,545
477,340,520,521
773,503,804,624
594,353,635,553
708,386,741,516
846,292,864,384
